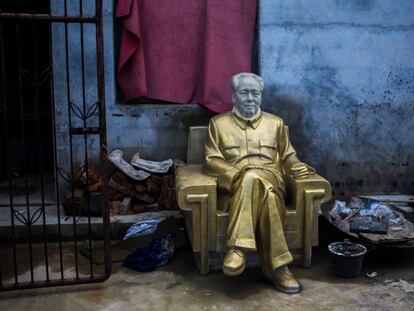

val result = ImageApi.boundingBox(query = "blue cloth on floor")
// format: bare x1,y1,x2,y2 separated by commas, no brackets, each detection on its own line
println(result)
122,233,175,272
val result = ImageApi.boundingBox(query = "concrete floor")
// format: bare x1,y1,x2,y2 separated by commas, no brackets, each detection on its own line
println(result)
0,243,413,311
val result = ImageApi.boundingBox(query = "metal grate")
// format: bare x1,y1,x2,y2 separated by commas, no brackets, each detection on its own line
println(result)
0,0,110,291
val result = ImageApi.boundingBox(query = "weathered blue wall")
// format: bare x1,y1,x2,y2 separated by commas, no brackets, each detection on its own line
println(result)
259,0,414,196
52,0,414,196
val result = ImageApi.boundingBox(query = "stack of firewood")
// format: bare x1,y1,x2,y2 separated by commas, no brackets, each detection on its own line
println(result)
62,157,183,216
108,162,181,215
62,167,102,216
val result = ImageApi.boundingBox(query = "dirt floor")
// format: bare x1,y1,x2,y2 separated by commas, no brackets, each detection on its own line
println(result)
0,240,413,311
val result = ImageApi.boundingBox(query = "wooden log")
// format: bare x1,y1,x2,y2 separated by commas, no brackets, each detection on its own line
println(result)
119,196,133,215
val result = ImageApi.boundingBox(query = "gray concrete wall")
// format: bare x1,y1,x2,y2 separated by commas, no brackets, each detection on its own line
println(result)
259,0,414,197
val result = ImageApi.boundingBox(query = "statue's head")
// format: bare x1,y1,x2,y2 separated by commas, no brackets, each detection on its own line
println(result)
231,72,264,118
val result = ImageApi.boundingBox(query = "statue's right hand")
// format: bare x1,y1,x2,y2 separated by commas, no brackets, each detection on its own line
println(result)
290,162,309,179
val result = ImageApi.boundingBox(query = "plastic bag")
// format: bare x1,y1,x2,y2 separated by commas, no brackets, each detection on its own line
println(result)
359,201,397,221
122,234,175,272
123,220,161,240
332,200,353,218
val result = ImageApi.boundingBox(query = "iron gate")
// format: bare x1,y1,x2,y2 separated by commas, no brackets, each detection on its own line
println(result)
0,0,110,290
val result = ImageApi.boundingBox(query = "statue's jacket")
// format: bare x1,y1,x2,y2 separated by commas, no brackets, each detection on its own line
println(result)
203,111,300,211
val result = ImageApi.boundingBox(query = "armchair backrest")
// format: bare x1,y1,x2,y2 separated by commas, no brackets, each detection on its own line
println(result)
187,126,208,164
186,125,289,165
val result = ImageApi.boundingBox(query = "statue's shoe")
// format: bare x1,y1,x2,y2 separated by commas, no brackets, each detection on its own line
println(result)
223,248,246,277
266,265,301,294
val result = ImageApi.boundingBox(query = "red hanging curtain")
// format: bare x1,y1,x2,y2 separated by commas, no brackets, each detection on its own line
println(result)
116,0,257,113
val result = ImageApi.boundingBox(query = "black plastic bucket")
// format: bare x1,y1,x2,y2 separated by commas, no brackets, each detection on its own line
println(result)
328,240,367,278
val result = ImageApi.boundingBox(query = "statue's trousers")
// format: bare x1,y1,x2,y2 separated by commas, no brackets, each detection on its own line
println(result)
227,169,293,273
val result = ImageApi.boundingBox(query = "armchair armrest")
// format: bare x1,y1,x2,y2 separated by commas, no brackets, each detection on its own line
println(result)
175,164,217,273
287,173,332,214
176,164,217,207
287,173,332,267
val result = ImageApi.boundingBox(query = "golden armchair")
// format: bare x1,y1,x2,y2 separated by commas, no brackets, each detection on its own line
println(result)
176,126,331,274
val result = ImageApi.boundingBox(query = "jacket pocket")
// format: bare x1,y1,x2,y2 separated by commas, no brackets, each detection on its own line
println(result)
222,145,240,160
221,139,241,160
259,138,277,158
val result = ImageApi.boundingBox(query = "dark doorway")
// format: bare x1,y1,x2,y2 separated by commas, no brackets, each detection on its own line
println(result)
0,1,53,184
0,0,111,291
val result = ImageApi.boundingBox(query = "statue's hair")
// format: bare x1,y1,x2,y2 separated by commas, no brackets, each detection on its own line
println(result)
231,72,264,92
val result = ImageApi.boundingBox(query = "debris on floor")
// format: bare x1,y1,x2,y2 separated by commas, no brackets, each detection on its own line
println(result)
365,271,384,279
384,279,414,293
123,233,175,272
328,196,414,245
80,216,187,265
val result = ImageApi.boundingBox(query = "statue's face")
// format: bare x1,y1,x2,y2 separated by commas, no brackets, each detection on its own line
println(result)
232,77,262,118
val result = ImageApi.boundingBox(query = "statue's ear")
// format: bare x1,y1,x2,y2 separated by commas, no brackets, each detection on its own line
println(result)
231,93,236,104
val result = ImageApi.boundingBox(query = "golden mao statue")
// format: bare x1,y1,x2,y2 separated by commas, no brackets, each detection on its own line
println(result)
203,73,313,294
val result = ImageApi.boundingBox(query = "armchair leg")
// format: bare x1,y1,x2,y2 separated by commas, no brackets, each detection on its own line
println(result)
186,194,210,274
303,189,326,267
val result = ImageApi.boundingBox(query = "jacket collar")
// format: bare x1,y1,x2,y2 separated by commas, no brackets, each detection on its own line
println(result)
231,108,262,129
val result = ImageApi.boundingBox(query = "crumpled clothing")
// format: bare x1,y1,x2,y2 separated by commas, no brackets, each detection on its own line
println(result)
122,234,175,272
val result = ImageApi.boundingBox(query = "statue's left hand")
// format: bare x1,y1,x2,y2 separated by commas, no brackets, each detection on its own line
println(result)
290,162,310,179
